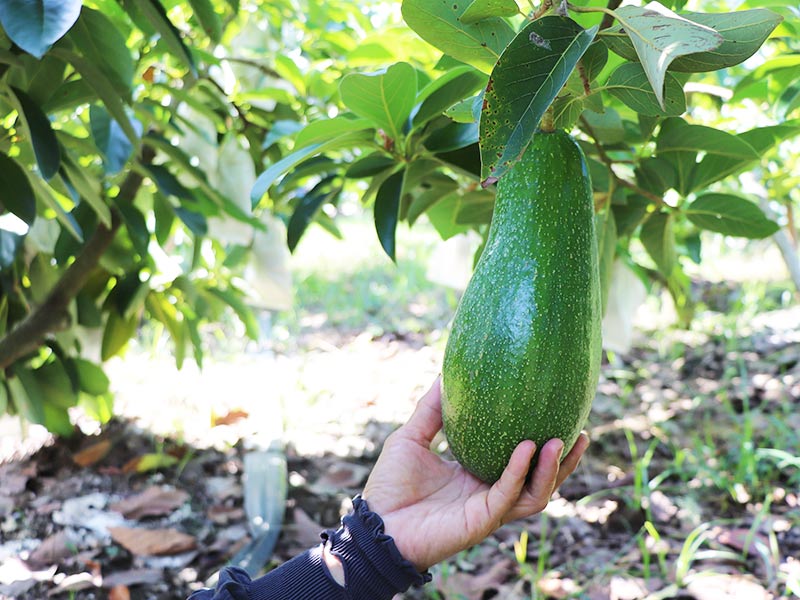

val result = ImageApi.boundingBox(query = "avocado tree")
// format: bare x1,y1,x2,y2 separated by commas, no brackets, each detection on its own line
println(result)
0,0,380,434
254,0,800,327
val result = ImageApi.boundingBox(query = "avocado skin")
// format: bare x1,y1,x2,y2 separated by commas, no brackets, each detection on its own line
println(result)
441,130,602,484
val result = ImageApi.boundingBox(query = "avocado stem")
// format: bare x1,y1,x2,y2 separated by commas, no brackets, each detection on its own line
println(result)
540,105,555,132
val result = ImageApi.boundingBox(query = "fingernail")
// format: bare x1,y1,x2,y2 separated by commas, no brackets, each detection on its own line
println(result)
556,440,565,460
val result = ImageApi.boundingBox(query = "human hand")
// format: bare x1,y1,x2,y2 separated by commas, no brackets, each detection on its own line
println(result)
362,377,590,572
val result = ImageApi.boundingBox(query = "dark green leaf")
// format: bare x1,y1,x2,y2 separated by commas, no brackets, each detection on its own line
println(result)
413,69,486,128
174,207,208,236
33,361,78,409
50,48,141,146
287,178,338,252
401,0,515,73
640,210,676,275
685,193,779,238
604,4,722,109
90,105,137,174
0,229,23,270
655,117,759,195
148,164,196,202
406,177,460,225
345,153,396,178
0,0,81,58
0,152,36,224
581,108,625,144
137,0,197,75
118,204,150,256
60,152,112,227
602,8,783,73
11,87,61,180
686,119,800,192
339,63,417,140
479,17,598,184
153,194,176,246
425,121,479,153
68,8,134,95
635,157,676,196
189,0,222,42
605,63,686,117
374,170,405,261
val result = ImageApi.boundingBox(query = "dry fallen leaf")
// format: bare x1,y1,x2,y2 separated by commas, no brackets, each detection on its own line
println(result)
109,527,196,556
27,530,76,565
72,439,113,467
436,558,514,600
686,573,771,600
213,409,250,426
110,486,189,520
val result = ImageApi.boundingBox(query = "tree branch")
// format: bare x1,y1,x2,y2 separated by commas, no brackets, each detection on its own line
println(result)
0,146,155,371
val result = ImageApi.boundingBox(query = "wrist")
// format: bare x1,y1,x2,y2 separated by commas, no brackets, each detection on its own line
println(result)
378,510,429,572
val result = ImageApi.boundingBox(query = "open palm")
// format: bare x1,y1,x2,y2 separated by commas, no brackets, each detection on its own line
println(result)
362,378,589,571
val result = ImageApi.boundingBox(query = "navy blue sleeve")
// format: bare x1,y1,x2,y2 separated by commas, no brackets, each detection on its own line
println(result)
188,496,431,600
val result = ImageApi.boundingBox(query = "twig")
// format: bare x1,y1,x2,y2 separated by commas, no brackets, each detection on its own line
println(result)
0,146,156,371
579,115,664,206
600,0,623,30
533,0,553,19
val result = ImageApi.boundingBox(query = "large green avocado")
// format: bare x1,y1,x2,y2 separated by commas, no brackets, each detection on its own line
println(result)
441,129,602,483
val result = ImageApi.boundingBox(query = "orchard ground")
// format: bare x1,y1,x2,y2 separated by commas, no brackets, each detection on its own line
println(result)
1,216,799,599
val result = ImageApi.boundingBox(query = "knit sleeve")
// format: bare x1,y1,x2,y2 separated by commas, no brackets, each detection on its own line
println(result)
187,496,431,600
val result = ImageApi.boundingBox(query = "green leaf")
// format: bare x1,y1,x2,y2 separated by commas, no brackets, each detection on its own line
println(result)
339,63,417,141
137,0,197,75
28,175,83,242
118,203,150,256
603,8,783,73
0,152,37,224
604,2,722,109
174,206,208,236
294,116,373,150
10,86,61,180
90,105,138,175
581,108,625,144
287,178,338,252
189,0,222,42
345,153,396,178
640,210,676,275
454,189,495,224
596,207,617,316
413,69,486,128
206,286,259,340
72,358,110,395
101,309,139,361
406,176,460,225
425,193,470,240
479,17,598,184
401,0,515,73
460,0,519,24
605,62,686,117
655,117,759,195
68,7,134,95
0,0,81,58
685,193,779,238
50,48,141,147
251,131,372,208
0,230,24,271
60,151,112,227
374,170,405,261
425,121,478,153
7,373,45,425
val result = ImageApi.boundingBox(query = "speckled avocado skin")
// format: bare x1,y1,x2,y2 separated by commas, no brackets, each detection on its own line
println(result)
441,130,602,484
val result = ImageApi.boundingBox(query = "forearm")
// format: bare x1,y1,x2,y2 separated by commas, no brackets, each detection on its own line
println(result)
188,497,430,600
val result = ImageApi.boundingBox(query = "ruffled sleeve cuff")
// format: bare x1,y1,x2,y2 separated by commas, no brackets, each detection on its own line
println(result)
187,495,431,600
